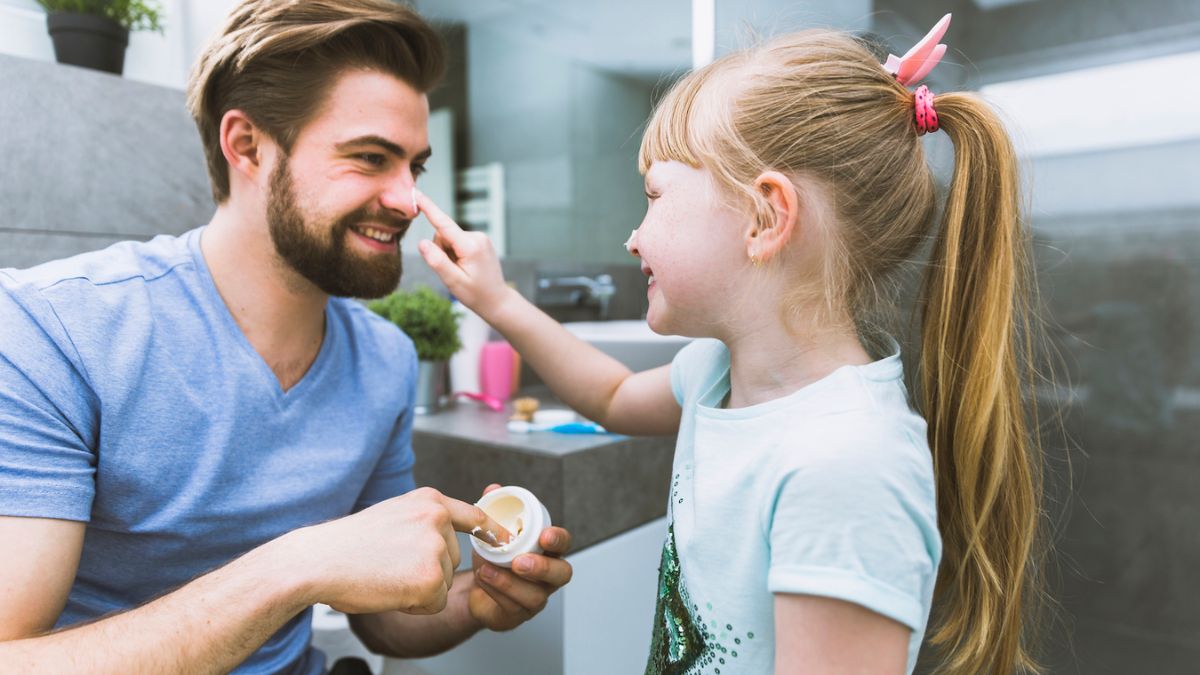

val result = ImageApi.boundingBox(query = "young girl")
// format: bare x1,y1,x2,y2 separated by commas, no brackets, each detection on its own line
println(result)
417,13,1044,675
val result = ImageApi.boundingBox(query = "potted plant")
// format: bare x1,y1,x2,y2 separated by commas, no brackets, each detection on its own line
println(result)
368,286,462,414
37,0,164,75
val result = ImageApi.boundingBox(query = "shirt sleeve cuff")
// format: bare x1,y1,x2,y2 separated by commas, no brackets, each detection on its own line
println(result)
0,484,94,522
768,565,924,631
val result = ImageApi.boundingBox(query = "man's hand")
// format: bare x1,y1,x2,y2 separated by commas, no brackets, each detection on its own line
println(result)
467,485,574,631
298,487,513,616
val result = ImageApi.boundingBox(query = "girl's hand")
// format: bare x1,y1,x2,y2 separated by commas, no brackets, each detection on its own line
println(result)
415,191,511,318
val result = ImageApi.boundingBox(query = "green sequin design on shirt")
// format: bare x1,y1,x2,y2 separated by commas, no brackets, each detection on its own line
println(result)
645,521,705,674
644,523,754,674
645,471,755,675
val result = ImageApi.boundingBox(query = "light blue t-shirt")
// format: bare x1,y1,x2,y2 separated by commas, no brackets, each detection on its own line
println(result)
645,339,942,674
0,228,419,674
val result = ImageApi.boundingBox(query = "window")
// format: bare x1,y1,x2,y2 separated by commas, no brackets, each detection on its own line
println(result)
980,50,1200,157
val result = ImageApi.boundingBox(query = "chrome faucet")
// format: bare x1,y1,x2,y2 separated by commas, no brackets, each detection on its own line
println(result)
537,274,616,319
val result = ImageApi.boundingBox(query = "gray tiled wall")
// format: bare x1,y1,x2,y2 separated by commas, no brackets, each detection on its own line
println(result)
1031,208,1200,674
907,211,1200,675
0,54,212,268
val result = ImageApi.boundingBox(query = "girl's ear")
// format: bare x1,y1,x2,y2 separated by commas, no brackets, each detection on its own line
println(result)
745,171,800,264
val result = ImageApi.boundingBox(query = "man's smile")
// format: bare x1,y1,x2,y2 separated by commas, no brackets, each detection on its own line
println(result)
349,222,408,250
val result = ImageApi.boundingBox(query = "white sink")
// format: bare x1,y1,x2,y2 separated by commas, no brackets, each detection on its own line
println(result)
561,320,692,372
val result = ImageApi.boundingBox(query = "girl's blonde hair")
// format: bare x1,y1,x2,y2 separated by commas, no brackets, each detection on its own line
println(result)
186,0,446,204
641,30,1047,674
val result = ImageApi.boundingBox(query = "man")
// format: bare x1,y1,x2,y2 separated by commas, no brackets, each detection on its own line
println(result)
0,1,572,672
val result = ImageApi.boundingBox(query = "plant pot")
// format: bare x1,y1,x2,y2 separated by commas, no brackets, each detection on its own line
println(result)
414,360,447,415
47,12,129,75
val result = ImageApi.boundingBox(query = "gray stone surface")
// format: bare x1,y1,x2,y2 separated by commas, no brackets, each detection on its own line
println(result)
411,392,674,553
0,230,135,270
0,54,213,270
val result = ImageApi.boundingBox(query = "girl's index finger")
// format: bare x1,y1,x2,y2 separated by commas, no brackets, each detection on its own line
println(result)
415,190,466,242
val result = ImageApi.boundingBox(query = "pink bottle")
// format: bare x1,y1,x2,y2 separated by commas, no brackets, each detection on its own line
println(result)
479,340,516,404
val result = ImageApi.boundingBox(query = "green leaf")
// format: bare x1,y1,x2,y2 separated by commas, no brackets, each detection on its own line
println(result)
367,286,462,362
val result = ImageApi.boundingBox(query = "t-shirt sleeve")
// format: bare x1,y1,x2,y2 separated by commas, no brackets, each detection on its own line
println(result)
0,275,99,521
352,348,418,511
670,338,721,406
669,344,688,405
765,445,939,631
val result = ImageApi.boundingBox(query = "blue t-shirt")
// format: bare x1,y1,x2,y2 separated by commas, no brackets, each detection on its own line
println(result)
0,228,419,674
645,339,942,674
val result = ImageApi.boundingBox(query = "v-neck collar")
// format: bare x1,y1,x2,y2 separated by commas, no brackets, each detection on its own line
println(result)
188,227,335,407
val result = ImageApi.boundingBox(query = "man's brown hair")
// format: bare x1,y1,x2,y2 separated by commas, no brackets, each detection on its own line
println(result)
186,0,446,203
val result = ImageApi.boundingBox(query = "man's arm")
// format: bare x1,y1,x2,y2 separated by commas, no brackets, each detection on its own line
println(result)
0,488,513,674
0,515,315,674
0,517,84,641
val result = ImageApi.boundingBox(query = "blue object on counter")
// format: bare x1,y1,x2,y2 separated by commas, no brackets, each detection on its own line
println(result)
506,419,608,434
549,422,608,434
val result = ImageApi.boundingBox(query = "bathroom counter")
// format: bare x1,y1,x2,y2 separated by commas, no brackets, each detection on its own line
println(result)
411,391,675,552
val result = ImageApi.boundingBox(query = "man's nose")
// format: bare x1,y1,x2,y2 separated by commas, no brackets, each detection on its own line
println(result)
381,177,419,220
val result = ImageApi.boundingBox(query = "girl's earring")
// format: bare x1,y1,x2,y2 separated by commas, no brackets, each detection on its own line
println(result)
750,253,761,268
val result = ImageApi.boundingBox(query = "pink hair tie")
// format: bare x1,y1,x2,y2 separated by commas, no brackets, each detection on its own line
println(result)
914,85,938,135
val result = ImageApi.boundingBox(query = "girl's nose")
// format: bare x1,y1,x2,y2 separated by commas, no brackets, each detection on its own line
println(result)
624,228,640,257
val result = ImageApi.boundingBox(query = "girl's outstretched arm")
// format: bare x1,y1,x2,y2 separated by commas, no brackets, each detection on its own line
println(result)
415,192,681,436
774,594,908,674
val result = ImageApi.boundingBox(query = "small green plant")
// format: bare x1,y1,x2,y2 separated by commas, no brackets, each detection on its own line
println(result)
36,0,165,33
368,286,462,362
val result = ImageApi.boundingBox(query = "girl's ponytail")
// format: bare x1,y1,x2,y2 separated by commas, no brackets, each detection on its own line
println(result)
919,92,1046,674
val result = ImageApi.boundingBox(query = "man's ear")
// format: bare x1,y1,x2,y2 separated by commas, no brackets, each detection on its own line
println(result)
745,171,799,263
219,109,267,185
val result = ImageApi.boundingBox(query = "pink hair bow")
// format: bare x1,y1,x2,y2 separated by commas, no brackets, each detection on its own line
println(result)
883,13,951,86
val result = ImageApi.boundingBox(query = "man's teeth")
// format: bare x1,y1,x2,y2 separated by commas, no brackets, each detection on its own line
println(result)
356,226,396,243
647,275,655,286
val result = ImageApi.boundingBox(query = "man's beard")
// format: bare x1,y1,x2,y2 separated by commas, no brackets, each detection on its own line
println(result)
267,154,408,299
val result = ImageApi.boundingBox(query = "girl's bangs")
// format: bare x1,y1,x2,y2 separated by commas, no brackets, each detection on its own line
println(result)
637,71,717,174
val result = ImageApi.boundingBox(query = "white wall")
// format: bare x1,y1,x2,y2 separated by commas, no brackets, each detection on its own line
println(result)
0,0,237,90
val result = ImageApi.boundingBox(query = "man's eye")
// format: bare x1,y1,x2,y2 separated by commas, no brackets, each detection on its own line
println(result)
412,163,427,178
357,153,387,167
